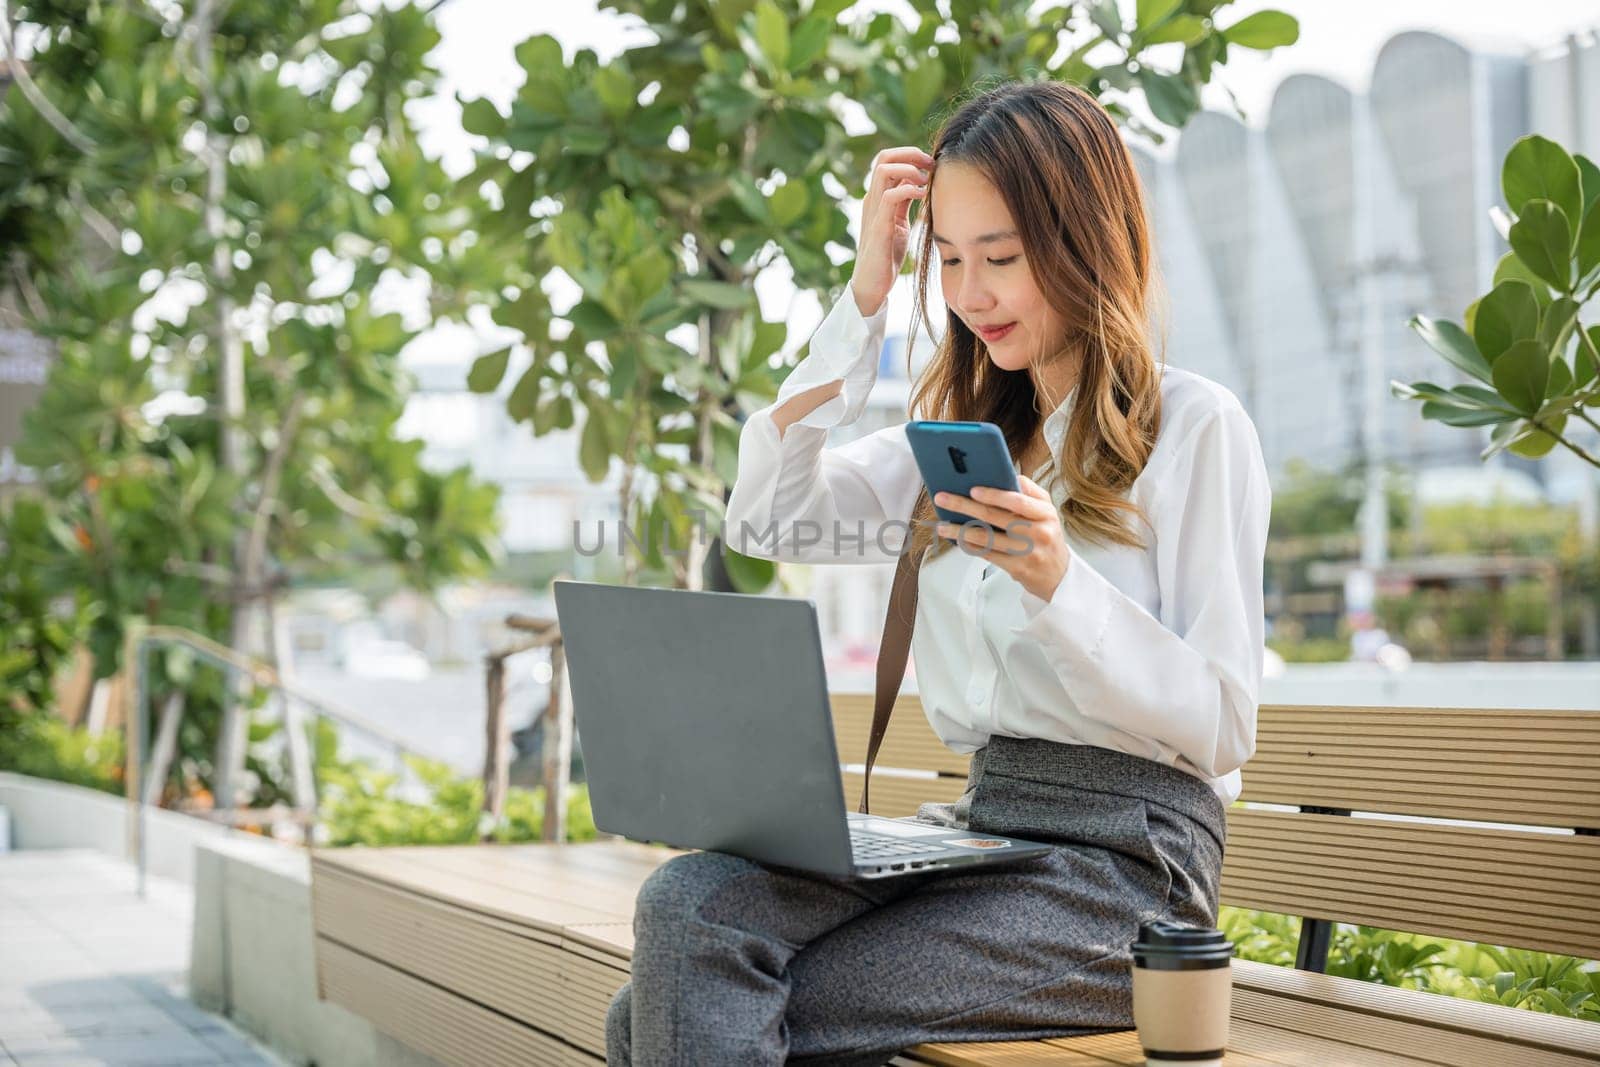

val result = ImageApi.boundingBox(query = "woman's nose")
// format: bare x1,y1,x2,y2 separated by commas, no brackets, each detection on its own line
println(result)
956,278,995,318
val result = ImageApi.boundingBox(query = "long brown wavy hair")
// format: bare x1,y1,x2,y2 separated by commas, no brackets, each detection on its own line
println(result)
902,79,1163,566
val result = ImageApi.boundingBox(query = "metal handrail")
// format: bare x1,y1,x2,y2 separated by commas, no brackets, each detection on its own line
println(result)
123,622,432,896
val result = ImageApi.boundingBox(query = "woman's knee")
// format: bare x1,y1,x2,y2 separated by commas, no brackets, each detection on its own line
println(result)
633,849,758,931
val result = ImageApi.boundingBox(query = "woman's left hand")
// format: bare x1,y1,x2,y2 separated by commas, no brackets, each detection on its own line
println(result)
933,475,1071,601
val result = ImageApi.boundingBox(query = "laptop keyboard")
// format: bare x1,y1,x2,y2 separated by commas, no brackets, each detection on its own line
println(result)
849,831,947,860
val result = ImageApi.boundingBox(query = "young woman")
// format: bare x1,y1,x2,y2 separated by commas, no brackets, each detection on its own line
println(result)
605,79,1271,1067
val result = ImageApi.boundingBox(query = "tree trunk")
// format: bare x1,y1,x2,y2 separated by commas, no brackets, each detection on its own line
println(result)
540,642,572,843
190,0,253,812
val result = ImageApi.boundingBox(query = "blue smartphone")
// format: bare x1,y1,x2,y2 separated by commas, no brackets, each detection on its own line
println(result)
904,420,1020,534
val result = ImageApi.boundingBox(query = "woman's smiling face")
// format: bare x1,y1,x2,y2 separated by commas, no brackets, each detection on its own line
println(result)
929,160,1068,375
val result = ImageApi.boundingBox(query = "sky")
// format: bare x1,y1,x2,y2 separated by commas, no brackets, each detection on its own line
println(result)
402,0,1600,370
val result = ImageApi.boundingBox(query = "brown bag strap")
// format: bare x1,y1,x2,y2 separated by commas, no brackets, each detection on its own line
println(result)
859,527,923,815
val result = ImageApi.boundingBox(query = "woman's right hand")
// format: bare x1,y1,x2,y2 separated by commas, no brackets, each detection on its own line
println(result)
849,146,934,319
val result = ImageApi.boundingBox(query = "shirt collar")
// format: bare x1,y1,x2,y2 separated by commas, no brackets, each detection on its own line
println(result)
1041,386,1076,458
1029,386,1075,508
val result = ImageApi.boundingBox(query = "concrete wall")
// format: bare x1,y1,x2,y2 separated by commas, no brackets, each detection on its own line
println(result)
0,772,232,885
189,837,441,1067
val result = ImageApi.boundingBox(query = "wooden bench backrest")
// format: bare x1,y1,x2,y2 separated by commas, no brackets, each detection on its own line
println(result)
828,693,1600,961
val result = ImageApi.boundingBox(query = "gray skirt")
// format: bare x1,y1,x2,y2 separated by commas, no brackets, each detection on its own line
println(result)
606,737,1228,1067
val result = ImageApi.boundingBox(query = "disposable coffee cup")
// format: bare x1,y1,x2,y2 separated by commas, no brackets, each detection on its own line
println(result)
1130,920,1234,1066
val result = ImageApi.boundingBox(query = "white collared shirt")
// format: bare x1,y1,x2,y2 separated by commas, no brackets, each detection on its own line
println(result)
724,289,1272,804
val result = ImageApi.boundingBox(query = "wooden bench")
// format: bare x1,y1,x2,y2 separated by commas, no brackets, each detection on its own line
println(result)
310,699,1600,1065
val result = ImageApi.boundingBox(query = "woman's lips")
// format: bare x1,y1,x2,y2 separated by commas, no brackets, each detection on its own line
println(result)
977,322,1016,341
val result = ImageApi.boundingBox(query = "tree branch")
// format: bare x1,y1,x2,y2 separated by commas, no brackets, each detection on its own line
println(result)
307,459,391,524
1532,416,1600,469
243,392,306,586
0,3,97,154
68,187,123,252
8,251,46,320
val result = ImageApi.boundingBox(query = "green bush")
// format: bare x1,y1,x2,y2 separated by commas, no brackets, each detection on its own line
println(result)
310,719,597,847
1265,636,1349,663
1221,909,1600,1022
0,712,124,795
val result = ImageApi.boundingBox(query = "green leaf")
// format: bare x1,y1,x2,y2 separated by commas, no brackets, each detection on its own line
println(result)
459,96,503,138
681,278,755,310
1502,135,1583,227
902,59,945,127
1410,315,1491,383
754,0,790,72
515,34,565,73
1577,326,1599,389
1144,14,1206,45
1576,195,1600,281
1136,0,1182,30
1220,10,1299,50
567,300,621,340
1139,70,1199,127
1491,338,1551,415
1575,154,1600,218
608,346,638,395
466,346,512,393
722,544,776,593
506,366,541,422
809,0,855,19
578,404,612,481
1545,353,1572,399
593,66,638,121
1508,416,1563,459
1471,281,1540,362
1507,200,1574,292
1420,401,1513,428
1492,250,1552,307
789,14,832,70
1539,296,1580,354
1088,0,1122,40
727,173,771,223
769,180,810,227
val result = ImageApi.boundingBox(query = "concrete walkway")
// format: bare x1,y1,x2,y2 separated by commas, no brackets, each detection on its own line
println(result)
0,849,283,1067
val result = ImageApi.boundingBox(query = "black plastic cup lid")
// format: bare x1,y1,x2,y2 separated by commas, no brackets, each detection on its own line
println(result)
1131,920,1235,969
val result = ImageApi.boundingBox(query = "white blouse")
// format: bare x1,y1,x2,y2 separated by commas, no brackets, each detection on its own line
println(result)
723,289,1272,805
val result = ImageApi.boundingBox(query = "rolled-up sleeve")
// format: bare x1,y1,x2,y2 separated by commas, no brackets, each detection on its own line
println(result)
723,290,922,564
1008,404,1271,778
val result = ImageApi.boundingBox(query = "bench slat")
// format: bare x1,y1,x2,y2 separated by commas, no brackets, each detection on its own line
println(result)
829,698,1600,828
841,769,969,819
1242,706,1600,826
317,937,583,1067
830,692,973,776
1222,810,1600,958
1232,959,1600,1065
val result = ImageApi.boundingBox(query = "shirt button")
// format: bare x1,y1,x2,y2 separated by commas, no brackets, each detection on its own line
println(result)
966,678,986,704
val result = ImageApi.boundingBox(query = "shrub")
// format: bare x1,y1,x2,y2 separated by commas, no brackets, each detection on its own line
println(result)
310,719,597,847
0,712,123,795
1220,909,1600,1022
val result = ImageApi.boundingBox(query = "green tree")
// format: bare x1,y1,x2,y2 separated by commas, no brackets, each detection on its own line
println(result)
0,0,501,807
1396,134,1600,466
456,0,1297,591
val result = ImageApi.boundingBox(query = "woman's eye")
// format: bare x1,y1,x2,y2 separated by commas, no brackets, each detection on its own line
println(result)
941,256,1019,268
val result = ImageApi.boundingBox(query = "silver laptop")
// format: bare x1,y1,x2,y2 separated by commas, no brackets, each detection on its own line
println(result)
551,579,1053,879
